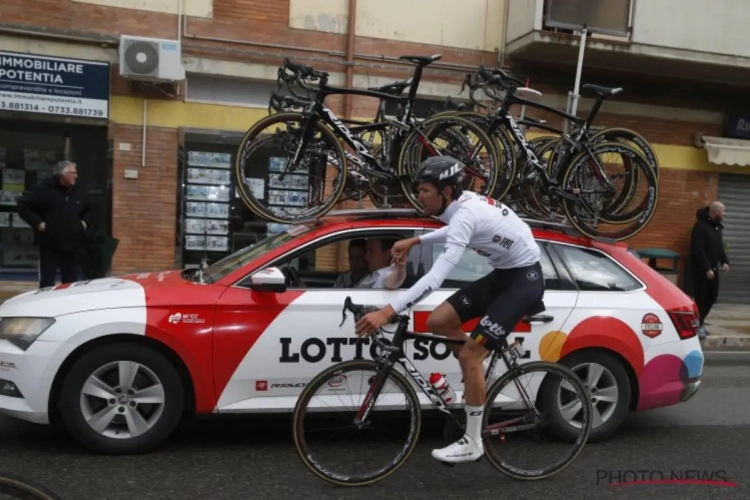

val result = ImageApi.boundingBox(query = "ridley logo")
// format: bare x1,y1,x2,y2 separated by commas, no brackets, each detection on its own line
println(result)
256,380,268,391
641,313,663,339
328,375,347,388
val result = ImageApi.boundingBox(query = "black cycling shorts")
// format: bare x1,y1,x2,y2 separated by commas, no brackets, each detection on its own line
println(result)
446,261,545,351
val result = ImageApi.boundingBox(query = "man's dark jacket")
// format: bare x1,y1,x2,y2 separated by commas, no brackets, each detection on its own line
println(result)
16,179,93,252
690,206,729,273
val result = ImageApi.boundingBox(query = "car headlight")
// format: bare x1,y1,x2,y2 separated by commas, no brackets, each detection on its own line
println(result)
0,317,56,351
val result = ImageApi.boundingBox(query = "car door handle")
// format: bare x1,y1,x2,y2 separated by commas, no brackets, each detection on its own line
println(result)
523,314,555,324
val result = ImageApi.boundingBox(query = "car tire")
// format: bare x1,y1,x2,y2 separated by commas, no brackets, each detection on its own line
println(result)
540,350,631,443
59,342,184,455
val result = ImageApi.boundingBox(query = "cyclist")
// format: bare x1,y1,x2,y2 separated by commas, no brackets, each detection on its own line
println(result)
355,155,544,464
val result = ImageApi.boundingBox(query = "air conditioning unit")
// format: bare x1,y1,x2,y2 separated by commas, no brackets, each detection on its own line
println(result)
119,35,185,83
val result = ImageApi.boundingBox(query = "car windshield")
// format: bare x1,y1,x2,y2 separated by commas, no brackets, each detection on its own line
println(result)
201,224,314,283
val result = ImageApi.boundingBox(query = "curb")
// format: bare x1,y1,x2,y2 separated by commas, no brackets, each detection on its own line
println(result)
701,335,750,351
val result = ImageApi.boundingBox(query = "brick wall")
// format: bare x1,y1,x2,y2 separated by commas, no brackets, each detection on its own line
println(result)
626,169,718,277
110,124,178,274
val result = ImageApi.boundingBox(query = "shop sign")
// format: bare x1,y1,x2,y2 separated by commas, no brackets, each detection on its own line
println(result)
0,51,110,119
724,113,750,140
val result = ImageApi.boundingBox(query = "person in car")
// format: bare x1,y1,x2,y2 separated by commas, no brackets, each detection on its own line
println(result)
332,239,368,288
354,238,407,289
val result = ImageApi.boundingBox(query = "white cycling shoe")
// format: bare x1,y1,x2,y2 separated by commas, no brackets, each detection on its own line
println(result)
431,435,484,464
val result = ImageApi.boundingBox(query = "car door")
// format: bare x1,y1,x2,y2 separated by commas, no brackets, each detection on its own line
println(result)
212,226,425,413
411,235,579,396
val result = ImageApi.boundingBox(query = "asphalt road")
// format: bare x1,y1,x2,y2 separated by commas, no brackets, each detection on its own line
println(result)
1,353,749,500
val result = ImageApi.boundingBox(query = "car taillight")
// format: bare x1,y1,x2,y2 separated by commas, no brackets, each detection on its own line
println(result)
667,306,699,340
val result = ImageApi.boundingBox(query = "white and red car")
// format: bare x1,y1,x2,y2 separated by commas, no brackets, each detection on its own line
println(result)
0,209,703,455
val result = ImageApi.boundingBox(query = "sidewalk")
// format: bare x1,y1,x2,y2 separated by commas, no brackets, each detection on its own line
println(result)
699,303,750,351
0,281,747,349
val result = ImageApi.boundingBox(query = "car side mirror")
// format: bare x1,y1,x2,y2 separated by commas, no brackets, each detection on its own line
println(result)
248,267,287,293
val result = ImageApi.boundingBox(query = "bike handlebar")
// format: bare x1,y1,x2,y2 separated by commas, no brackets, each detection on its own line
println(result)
268,91,310,113
460,64,529,107
339,296,409,329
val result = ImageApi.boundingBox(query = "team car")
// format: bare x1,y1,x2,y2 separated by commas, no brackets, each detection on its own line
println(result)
0,209,703,455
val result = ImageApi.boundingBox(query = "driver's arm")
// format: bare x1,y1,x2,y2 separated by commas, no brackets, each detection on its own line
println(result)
388,210,475,314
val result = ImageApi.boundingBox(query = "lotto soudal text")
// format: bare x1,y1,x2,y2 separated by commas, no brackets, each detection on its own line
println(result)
596,469,736,487
279,336,460,363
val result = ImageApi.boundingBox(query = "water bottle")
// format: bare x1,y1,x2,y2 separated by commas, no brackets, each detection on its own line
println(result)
429,372,456,404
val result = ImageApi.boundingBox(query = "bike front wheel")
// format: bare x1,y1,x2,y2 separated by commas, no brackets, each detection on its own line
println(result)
292,359,423,487
0,472,62,500
482,360,593,481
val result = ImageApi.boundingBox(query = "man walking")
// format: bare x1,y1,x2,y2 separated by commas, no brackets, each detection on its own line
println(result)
16,160,92,288
690,201,729,339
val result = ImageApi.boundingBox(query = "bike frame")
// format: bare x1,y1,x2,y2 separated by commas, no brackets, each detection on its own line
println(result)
289,64,438,181
485,88,614,199
354,317,535,437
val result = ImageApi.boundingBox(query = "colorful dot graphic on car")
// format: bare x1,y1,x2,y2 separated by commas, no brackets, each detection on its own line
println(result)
558,316,645,377
637,352,703,410
538,330,567,362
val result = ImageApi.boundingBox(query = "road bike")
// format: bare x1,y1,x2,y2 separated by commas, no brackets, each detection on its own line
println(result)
0,472,61,499
234,56,500,223
292,297,593,487
427,65,660,241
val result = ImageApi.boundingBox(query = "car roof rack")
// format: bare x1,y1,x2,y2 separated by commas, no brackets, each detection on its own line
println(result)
521,218,618,245
289,208,431,225
287,208,618,244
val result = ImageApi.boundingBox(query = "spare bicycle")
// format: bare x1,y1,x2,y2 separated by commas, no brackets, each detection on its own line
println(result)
292,297,593,487
234,56,500,223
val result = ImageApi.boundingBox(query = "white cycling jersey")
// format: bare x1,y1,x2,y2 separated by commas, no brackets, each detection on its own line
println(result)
389,191,541,314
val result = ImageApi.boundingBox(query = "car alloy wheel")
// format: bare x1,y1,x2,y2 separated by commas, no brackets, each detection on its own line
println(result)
558,362,618,429
80,360,166,439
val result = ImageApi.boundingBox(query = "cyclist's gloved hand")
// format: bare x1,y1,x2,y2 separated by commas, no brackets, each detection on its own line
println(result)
355,305,396,337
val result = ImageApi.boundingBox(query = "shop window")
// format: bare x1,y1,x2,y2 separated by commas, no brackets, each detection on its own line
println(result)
0,121,109,278
185,74,278,108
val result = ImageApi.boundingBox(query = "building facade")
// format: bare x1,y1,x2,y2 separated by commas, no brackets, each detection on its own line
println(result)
0,0,748,302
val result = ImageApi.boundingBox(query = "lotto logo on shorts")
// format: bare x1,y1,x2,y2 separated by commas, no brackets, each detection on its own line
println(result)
480,317,506,337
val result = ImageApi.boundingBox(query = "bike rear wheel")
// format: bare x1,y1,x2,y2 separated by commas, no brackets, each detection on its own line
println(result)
234,112,348,223
397,115,501,212
0,473,61,500
560,141,659,240
292,359,422,487
482,361,593,481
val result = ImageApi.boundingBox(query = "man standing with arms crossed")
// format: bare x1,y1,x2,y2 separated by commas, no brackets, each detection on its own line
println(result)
17,160,92,288
355,156,544,464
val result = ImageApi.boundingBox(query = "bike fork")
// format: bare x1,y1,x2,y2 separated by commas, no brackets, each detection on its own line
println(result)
286,113,321,179
353,362,394,427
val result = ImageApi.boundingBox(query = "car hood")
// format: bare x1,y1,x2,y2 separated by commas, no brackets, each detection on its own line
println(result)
0,270,192,317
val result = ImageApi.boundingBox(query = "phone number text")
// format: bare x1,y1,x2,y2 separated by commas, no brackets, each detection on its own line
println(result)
0,100,105,117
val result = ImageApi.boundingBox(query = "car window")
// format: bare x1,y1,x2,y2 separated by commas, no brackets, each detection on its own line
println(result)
553,244,642,292
203,224,314,282
429,240,560,289
258,230,423,290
